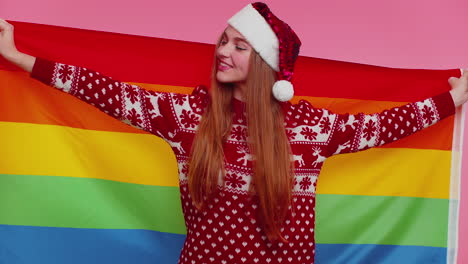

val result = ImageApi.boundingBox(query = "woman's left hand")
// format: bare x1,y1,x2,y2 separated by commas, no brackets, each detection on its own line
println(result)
449,69,468,107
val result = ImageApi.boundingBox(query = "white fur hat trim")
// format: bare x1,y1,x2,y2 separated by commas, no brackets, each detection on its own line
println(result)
228,4,279,72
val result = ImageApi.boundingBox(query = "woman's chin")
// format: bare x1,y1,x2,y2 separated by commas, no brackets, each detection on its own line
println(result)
216,73,244,84
216,74,233,84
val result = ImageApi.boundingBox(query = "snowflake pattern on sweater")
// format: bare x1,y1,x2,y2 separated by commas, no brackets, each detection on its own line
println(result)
31,58,455,264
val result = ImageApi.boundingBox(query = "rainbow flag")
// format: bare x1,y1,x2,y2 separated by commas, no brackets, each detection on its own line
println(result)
0,21,463,264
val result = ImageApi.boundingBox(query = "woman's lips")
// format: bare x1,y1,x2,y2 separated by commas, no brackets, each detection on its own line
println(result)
218,61,232,72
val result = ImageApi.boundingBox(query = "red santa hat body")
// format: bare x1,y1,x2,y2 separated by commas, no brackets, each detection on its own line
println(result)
228,2,302,102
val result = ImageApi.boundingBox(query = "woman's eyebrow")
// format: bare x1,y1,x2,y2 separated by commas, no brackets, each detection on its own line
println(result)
234,37,248,43
221,33,248,43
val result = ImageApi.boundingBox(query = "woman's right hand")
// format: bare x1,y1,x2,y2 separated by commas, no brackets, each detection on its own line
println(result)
0,18,35,72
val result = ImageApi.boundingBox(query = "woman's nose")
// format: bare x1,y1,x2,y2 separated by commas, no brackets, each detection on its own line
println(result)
217,44,231,58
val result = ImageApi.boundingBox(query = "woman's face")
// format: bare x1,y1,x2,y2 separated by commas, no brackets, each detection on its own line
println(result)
216,26,253,84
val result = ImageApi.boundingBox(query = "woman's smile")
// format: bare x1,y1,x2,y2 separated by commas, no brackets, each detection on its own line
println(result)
217,60,233,72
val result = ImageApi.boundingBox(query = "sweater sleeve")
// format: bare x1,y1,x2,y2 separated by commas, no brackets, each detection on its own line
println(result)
30,57,207,138
322,92,455,156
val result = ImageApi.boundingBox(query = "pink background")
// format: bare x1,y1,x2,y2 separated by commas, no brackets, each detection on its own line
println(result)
2,0,468,262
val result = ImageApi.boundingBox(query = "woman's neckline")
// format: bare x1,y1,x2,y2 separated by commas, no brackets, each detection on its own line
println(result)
231,96,246,113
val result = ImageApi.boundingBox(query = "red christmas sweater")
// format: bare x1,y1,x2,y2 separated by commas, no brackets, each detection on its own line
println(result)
31,58,455,264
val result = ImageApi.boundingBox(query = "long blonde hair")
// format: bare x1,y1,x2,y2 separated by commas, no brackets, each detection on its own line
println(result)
188,39,294,242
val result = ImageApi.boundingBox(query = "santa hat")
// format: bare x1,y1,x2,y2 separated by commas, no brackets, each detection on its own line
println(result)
228,2,301,102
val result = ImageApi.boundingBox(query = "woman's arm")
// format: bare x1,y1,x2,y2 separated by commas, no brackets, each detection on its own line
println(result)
310,69,467,156
286,70,467,157
29,57,181,135
324,91,455,156
0,18,208,139
325,67,468,155
3,51,35,73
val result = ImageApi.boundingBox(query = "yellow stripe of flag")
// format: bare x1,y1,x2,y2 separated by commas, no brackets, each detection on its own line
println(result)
0,121,450,199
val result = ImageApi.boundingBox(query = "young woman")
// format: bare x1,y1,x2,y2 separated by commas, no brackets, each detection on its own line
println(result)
1,2,467,264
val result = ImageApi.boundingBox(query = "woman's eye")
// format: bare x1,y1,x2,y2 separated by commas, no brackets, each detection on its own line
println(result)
236,46,247,51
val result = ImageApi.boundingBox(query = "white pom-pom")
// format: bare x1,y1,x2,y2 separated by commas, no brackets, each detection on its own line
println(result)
272,80,294,102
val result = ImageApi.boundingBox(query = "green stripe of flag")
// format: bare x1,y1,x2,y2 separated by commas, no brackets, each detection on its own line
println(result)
316,194,448,247
1,174,448,247
0,173,186,234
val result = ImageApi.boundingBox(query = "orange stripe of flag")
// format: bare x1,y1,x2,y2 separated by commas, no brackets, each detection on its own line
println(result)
0,70,452,150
